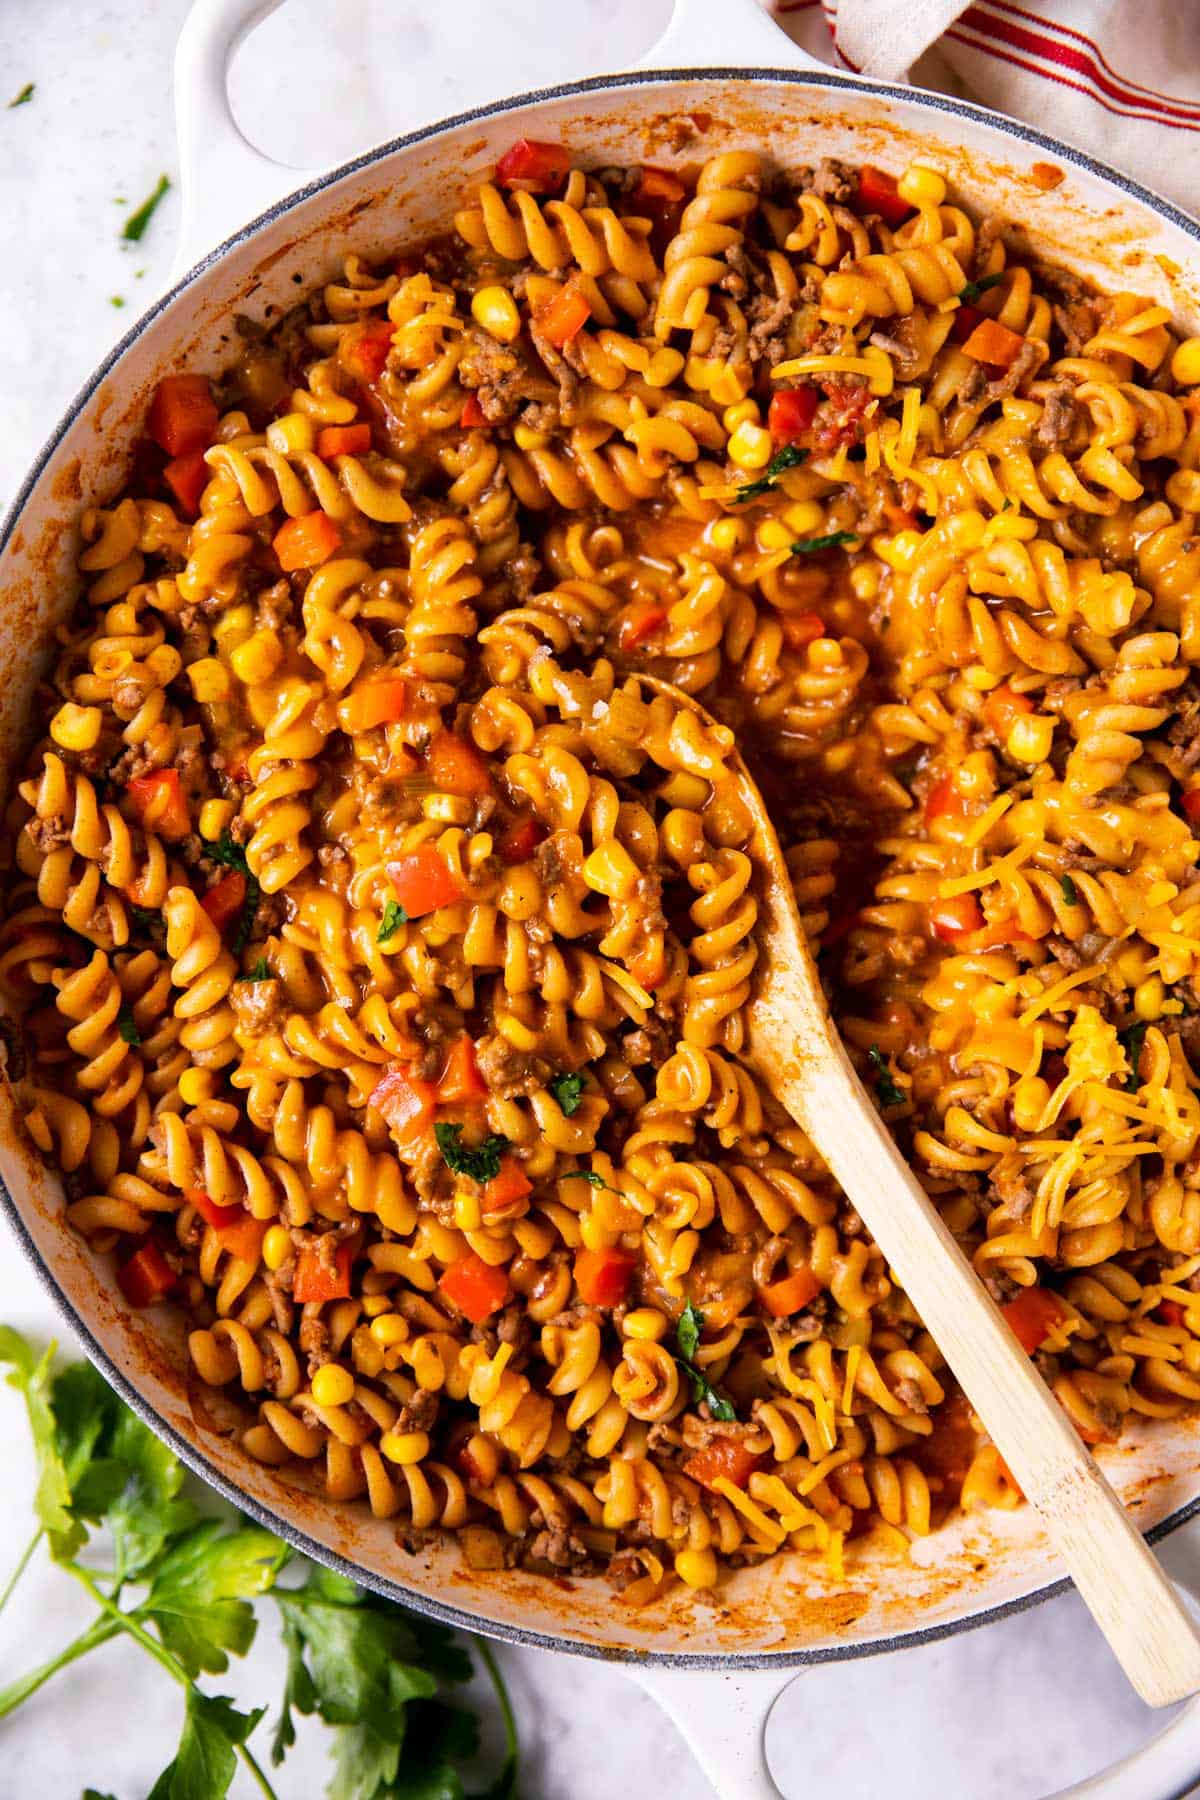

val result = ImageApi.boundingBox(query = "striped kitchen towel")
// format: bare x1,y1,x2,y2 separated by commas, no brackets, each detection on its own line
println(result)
770,1,1200,215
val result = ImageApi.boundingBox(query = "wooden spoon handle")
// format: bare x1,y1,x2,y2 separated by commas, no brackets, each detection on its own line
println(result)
793,1049,1200,1707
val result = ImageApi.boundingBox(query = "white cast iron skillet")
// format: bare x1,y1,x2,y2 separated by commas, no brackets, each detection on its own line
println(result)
5,2,1200,1793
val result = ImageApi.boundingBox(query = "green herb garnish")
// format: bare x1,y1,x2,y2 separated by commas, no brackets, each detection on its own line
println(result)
958,271,1006,303
240,959,271,983
110,296,125,309
549,1072,584,1116
672,1303,736,1421
117,1006,141,1047
434,1123,509,1184
868,1045,904,1108
204,832,260,955
1122,1021,1148,1093
731,444,809,503
790,532,858,555
1061,874,1079,906
122,174,170,244
0,1328,519,1799
562,1169,623,1196
129,905,160,935
377,899,407,944
8,83,34,108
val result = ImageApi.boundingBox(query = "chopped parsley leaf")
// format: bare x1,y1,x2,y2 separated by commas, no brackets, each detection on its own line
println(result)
731,444,808,503
549,1072,584,1116
8,83,34,108
790,532,858,555
676,1301,704,1362
110,296,125,309
240,958,271,983
868,1045,905,1108
1122,1021,1148,1093
377,899,407,944
117,1006,141,1047
203,831,260,954
673,1303,735,1421
958,271,1006,303
129,905,159,935
434,1123,509,1184
1061,874,1079,906
121,174,170,244
562,1169,622,1195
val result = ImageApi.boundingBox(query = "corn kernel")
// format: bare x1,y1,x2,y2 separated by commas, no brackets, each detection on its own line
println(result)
1115,943,1151,985
266,411,316,454
230,630,283,686
727,420,773,471
1006,714,1055,764
1010,1077,1050,1133
178,1068,215,1106
757,518,794,551
513,422,549,450
311,1363,355,1408
622,1308,668,1342
214,602,254,645
351,1328,386,1379
707,518,744,553
675,1547,718,1589
721,398,760,434
187,657,231,704
454,1192,483,1231
580,1213,616,1252
1172,337,1200,386
849,562,880,601
471,285,521,344
361,1293,392,1318
783,500,824,537
1134,974,1166,1021
898,165,946,208
198,798,236,842
380,1429,430,1465
370,1312,410,1347
49,702,102,751
262,1225,291,1271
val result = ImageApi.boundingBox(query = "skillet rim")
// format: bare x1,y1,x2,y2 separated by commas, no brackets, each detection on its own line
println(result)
3,61,1200,1669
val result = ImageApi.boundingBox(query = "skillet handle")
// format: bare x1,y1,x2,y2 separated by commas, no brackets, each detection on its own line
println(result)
173,0,325,278
626,1663,793,1798
637,0,826,72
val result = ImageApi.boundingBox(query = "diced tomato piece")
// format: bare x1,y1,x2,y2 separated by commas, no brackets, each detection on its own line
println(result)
853,166,913,228
273,511,342,572
338,678,408,734
683,1439,766,1494
217,1213,267,1264
813,381,873,454
767,386,819,444
758,1266,821,1318
930,894,984,941
483,1155,533,1213
924,774,967,826
1159,1300,1186,1328
370,1065,438,1148
497,815,547,864
436,1036,487,1105
634,166,686,205
535,284,591,348
616,601,669,653
779,611,825,651
883,502,918,533
1003,1285,1068,1354
629,940,666,992
495,137,570,194
460,393,487,428
127,768,190,841
341,319,394,384
293,1241,354,1304
961,318,1026,370
455,1441,489,1484
950,302,983,345
574,1246,637,1308
187,1187,244,1231
147,374,219,457
316,423,371,459
1182,788,1200,823
163,449,209,517
118,1242,176,1307
439,1252,510,1323
200,870,247,935
984,683,1034,739
387,847,466,917
427,732,493,798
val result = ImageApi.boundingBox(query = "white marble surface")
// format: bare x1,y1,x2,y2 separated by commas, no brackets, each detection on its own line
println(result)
2,2,1200,1794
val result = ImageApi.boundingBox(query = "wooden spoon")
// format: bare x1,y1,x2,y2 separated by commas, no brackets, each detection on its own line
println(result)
642,675,1200,1706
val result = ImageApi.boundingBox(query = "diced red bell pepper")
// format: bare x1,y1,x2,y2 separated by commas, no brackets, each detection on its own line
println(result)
961,318,1026,370
201,870,247,935
924,774,967,826
758,1266,821,1318
387,847,466,917
1003,1285,1068,1354
273,511,342,572
616,601,669,653
341,319,395,384
780,611,825,651
439,1253,510,1323
293,1241,354,1303
495,137,570,194
436,1036,487,1105
127,768,190,841
683,1439,766,1493
339,679,408,733
633,166,686,205
951,302,983,345
984,684,1034,740
853,166,913,228
768,387,819,444
316,423,371,459
574,1246,637,1308
118,1242,176,1307
483,1155,533,1213
188,1187,244,1231
1159,1300,1187,1328
1182,788,1200,823
147,375,219,457
460,393,487,428
497,816,547,864
217,1213,268,1264
427,732,493,798
535,284,591,348
163,449,209,517
930,894,984,941
974,917,1036,950
370,1065,438,1148
813,381,873,454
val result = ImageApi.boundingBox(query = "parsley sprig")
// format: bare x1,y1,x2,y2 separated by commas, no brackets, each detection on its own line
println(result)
549,1072,584,1116
435,1123,510,1184
205,831,260,955
117,1004,141,1046
0,1328,518,1799
790,532,858,555
1121,1021,1148,1093
8,82,34,108
377,899,408,944
122,174,170,244
731,444,808,503
673,1303,736,1421
958,270,1006,304
1061,874,1079,906
867,1045,905,1109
